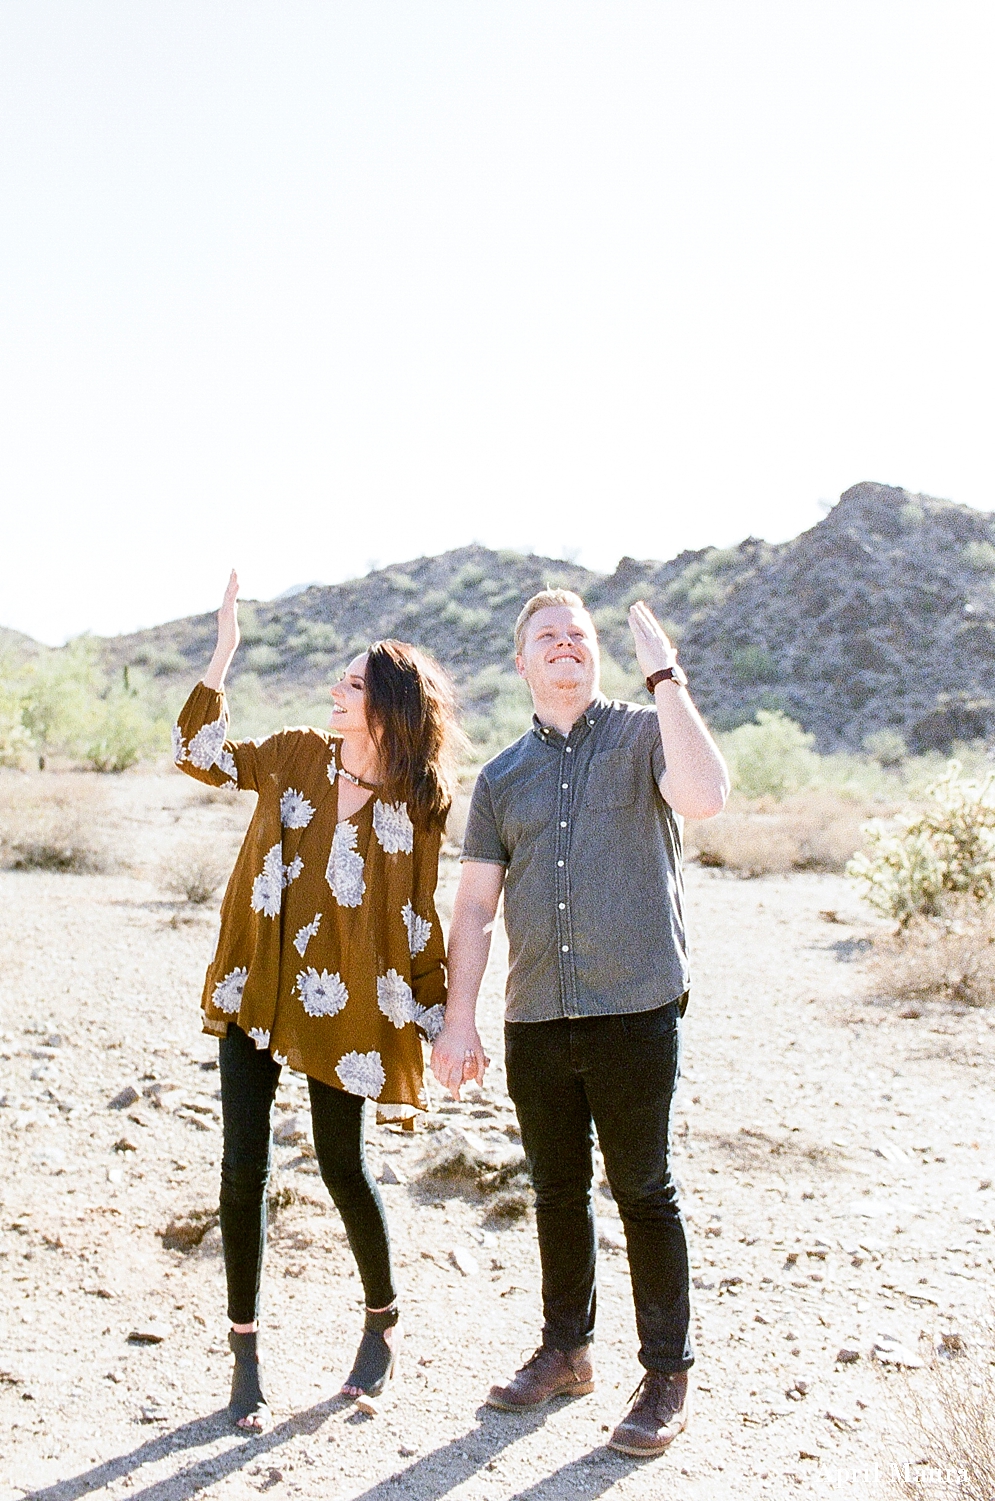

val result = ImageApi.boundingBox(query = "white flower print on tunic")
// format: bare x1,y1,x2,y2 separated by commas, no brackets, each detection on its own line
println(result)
187,713,237,781
401,901,432,956
213,966,248,1014
372,800,414,855
296,967,349,1018
336,1050,386,1099
280,788,315,829
251,845,285,919
377,969,417,1029
248,1027,271,1050
413,1003,445,1042
251,845,304,918
326,820,366,907
293,913,322,956
272,1050,288,1067
171,724,187,764
326,757,337,786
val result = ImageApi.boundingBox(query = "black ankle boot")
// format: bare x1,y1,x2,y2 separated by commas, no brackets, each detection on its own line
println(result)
228,1330,270,1431
342,1305,402,1404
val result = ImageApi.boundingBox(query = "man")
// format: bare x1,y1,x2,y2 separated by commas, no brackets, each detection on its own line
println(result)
431,588,729,1456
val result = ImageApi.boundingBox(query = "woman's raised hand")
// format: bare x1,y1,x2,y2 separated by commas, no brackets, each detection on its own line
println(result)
217,570,241,659
203,570,240,691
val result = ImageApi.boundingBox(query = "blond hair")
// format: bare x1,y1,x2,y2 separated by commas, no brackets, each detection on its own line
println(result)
513,589,589,655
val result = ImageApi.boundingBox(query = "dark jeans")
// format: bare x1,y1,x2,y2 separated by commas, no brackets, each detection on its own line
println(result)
504,1000,692,1374
218,1023,395,1325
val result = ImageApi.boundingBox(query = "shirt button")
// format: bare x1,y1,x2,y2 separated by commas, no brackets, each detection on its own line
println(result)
562,783,568,789
565,747,572,753
560,820,567,828
562,944,569,952
558,901,565,909
557,859,564,867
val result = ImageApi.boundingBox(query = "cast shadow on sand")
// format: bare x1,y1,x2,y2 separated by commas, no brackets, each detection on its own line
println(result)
18,1397,643,1501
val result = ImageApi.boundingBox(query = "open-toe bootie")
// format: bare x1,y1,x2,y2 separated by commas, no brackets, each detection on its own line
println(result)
342,1305,401,1407
228,1330,270,1432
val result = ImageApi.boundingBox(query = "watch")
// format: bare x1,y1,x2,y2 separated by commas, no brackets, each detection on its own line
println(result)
646,664,688,692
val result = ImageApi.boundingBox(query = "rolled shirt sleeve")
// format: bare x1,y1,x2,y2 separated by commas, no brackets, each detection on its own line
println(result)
461,771,510,865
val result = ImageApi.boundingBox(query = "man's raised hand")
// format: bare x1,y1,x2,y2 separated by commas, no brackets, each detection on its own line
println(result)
627,600,678,679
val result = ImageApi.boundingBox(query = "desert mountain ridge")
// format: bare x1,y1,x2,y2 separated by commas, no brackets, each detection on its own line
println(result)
10,482,995,753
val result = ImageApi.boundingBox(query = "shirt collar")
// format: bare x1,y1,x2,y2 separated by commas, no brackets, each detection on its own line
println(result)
532,693,611,745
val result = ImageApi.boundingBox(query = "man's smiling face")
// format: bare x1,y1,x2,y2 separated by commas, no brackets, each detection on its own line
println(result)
516,604,600,698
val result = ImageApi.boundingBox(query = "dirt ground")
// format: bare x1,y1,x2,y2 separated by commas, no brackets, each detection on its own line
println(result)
1,770,993,1501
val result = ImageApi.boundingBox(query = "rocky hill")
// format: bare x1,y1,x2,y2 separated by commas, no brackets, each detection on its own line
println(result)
37,482,995,753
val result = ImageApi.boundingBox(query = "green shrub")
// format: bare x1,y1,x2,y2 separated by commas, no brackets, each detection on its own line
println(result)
461,667,534,760
243,644,282,674
452,563,486,592
731,645,779,684
863,729,908,767
0,681,32,767
720,711,819,799
962,540,995,572
847,762,995,924
85,690,163,772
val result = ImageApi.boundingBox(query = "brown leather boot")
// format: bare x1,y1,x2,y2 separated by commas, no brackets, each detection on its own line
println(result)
487,1345,595,1411
607,1369,690,1455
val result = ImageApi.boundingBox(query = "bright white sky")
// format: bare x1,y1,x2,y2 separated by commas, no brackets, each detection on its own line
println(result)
1,2,993,645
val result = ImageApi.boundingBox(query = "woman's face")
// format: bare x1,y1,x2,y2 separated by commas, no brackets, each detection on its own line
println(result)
330,653,369,734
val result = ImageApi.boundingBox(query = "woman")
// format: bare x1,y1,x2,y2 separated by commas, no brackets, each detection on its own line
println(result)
172,571,467,1429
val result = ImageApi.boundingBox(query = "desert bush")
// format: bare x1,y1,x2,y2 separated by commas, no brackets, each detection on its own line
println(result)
243,643,282,674
158,842,231,904
0,774,109,872
869,913,995,1009
685,791,869,876
730,645,779,684
0,682,32,768
847,762,995,924
159,1208,219,1251
16,641,166,770
719,710,820,799
85,689,162,772
894,1327,995,1500
863,729,908,767
962,540,995,572
461,666,533,761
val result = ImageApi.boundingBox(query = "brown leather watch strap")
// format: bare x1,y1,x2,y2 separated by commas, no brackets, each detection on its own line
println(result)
645,666,685,692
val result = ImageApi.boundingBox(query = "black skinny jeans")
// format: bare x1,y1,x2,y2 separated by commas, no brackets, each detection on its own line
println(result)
504,1000,693,1374
218,1023,395,1325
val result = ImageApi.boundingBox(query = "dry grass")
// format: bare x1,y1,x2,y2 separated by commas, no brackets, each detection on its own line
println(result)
893,1332,995,1501
159,1208,219,1252
0,772,110,873
157,840,231,904
870,916,995,1010
685,790,878,877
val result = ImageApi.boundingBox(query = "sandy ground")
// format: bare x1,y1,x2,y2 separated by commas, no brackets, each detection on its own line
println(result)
1,771,993,1501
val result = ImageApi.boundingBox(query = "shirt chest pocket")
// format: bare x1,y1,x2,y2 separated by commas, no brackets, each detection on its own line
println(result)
588,748,636,810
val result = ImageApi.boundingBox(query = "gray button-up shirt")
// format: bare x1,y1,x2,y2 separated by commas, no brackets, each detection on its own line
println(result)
461,694,689,1022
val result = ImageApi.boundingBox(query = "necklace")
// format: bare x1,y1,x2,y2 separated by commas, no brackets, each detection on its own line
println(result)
338,761,380,791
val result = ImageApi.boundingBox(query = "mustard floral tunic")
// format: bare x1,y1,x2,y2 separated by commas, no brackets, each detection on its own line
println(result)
172,683,447,1115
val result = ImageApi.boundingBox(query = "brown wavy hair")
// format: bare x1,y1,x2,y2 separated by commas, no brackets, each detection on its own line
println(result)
363,640,466,831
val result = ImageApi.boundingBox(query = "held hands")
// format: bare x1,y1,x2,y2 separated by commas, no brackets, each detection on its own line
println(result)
628,600,678,678
430,1021,490,1102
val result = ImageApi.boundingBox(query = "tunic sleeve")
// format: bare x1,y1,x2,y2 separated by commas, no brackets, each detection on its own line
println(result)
409,823,447,1025
171,682,279,791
